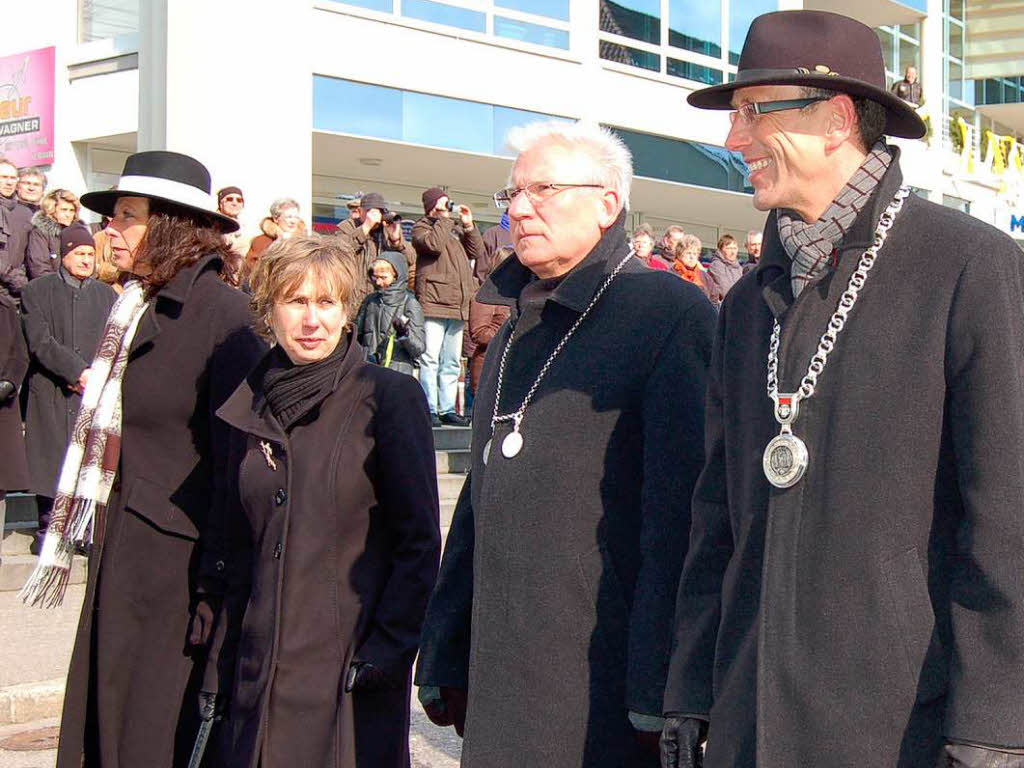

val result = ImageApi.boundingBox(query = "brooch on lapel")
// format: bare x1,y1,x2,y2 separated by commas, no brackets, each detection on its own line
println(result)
259,440,278,471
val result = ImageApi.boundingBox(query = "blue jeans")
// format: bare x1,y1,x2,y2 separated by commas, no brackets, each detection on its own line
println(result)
420,317,463,415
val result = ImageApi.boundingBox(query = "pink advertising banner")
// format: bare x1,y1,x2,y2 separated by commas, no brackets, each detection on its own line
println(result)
0,46,55,168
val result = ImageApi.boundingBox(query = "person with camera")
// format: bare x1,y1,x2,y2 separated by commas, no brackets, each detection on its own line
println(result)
337,191,417,311
412,187,482,427
355,250,426,378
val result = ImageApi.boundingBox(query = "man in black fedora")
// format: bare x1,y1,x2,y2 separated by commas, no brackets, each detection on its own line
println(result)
660,10,1024,768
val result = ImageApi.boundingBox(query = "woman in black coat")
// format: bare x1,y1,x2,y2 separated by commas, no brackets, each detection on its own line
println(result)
211,236,440,768
0,292,29,499
21,225,116,552
26,189,83,280
23,152,266,768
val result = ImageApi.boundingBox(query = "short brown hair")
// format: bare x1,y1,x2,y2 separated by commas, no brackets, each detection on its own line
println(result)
248,236,356,340
717,233,737,251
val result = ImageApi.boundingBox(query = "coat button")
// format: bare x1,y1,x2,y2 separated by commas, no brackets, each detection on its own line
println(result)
274,542,282,559
274,488,287,506
215,560,225,572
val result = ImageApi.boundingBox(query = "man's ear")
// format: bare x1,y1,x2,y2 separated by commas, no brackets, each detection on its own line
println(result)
597,189,621,229
825,94,858,152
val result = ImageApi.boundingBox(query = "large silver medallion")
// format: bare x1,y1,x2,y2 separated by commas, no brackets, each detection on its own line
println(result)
483,439,492,466
501,429,524,459
762,431,808,489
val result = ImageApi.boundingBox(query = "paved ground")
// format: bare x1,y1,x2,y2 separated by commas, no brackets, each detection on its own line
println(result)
0,707,463,767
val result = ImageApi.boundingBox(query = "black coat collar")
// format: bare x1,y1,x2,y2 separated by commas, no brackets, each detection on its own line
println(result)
132,253,224,353
476,210,630,314
217,328,364,442
754,144,905,319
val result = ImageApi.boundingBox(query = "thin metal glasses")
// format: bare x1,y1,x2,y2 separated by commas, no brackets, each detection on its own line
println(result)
493,182,603,209
729,97,831,126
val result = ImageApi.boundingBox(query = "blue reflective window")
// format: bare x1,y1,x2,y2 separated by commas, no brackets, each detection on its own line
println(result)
611,126,752,193
494,16,570,49
403,91,493,153
729,0,776,63
493,107,571,156
667,59,723,85
313,77,403,139
599,41,660,72
600,0,660,45
325,0,394,11
496,0,569,21
402,0,486,32
668,0,721,58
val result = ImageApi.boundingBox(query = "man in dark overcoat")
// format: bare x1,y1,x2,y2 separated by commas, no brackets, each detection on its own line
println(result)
21,225,117,552
660,11,1024,768
0,291,29,500
415,122,716,767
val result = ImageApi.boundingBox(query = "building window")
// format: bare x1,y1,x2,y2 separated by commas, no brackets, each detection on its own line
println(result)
942,194,970,213
599,41,661,72
495,0,569,21
78,0,138,43
668,0,721,58
667,59,723,85
729,0,776,64
600,0,660,46
610,126,752,194
494,16,570,49
402,0,486,32
876,23,919,87
313,76,569,156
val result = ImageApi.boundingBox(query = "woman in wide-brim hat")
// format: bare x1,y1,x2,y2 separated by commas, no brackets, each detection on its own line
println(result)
21,150,266,768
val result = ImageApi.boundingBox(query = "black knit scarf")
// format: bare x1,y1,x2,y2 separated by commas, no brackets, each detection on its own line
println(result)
262,337,348,431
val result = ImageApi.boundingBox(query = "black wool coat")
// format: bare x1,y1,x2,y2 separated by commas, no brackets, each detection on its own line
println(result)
21,269,116,497
26,211,63,280
211,332,441,768
415,219,716,768
0,293,29,491
664,153,1024,767
0,196,31,303
56,254,265,768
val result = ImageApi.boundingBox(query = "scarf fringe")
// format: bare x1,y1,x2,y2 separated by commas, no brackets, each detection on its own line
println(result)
19,536,75,608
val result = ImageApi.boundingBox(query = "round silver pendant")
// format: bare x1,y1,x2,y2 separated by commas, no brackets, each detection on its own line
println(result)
501,430,524,459
762,432,809,489
482,439,492,466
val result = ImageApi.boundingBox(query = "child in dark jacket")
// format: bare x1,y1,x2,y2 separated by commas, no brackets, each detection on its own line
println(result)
355,250,426,377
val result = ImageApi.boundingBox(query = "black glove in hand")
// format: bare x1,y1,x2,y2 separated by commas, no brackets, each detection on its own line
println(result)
422,687,468,738
391,315,410,335
661,716,708,768
344,661,405,693
0,380,15,403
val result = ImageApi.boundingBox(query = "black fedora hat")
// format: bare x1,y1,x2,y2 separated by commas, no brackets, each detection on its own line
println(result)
688,10,926,140
80,151,240,233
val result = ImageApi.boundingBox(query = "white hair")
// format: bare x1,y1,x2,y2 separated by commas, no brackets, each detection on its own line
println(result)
270,197,300,218
505,120,633,211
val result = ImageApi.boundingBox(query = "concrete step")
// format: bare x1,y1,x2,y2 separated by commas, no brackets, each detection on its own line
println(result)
2,529,34,557
0,679,64,726
0,555,86,593
431,426,472,452
436,474,466,504
434,449,471,475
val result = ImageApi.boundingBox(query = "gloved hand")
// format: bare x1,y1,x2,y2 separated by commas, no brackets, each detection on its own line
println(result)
661,716,708,768
421,686,468,737
392,314,410,335
344,661,405,693
0,379,15,403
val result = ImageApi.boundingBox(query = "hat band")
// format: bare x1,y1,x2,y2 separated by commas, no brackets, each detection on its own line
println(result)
116,175,214,212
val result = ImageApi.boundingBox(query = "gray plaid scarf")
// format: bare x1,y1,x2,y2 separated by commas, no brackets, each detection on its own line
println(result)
778,142,892,298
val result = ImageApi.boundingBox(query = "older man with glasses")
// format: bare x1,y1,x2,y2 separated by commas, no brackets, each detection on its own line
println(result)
661,11,1024,768
414,121,715,768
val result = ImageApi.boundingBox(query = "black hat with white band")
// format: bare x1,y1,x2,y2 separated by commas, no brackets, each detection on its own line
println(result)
80,150,240,233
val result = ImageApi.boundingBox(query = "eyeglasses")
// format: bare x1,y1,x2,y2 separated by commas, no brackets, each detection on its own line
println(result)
222,196,243,203
728,97,831,127
493,182,603,209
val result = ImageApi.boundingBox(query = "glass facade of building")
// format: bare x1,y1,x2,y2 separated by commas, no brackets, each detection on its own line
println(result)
78,0,139,43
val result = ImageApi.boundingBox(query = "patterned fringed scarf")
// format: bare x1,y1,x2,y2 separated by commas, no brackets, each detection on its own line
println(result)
20,281,150,607
778,141,892,298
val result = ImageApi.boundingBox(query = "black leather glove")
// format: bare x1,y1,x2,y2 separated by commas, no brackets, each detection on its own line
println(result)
344,661,405,693
661,716,708,768
391,314,410,335
0,379,15,403
422,687,468,737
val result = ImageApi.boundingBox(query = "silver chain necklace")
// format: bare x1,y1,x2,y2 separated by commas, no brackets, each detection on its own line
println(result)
483,248,635,465
763,186,910,488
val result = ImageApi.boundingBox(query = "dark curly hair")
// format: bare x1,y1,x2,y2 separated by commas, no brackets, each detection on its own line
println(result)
139,199,234,298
